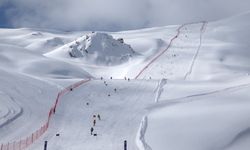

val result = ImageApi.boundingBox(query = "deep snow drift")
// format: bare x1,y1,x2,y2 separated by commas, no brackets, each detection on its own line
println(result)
0,11,250,150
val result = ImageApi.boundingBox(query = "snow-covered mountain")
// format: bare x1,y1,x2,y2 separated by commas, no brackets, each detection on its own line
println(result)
0,11,250,150
45,32,136,66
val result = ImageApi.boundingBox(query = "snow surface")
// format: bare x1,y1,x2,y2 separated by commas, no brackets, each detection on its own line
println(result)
0,11,250,150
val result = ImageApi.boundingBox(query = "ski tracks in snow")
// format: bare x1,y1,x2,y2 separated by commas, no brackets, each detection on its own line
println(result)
0,91,23,128
134,21,208,80
184,21,208,80
148,81,250,110
134,24,186,79
154,79,167,103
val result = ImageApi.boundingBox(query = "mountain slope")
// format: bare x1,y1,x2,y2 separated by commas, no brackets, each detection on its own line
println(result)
45,32,136,66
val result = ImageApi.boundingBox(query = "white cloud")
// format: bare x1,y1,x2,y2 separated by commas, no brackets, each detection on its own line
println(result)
147,0,250,26
3,0,250,31
5,0,151,31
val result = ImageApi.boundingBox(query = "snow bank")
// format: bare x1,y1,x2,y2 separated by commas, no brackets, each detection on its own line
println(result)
136,116,152,150
146,85,250,150
154,79,167,103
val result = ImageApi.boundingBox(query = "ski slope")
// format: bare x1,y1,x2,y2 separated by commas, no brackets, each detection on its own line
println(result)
1,11,250,150
27,79,157,150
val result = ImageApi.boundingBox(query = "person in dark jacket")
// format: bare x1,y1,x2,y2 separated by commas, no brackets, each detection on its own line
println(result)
90,127,94,135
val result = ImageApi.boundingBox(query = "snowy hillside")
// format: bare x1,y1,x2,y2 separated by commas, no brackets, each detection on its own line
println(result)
0,44,92,79
0,11,250,150
46,32,136,66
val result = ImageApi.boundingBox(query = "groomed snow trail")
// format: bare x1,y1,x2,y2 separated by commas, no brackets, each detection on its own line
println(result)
28,79,157,150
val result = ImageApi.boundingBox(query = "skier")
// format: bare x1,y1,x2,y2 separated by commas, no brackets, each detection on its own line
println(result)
97,114,101,120
90,127,94,135
114,88,117,92
93,119,96,126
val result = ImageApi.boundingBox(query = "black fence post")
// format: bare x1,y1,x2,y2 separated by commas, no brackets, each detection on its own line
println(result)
44,141,48,150
124,140,127,150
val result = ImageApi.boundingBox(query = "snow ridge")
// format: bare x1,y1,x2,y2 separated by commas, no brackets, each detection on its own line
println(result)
136,116,152,150
154,79,167,103
136,79,167,150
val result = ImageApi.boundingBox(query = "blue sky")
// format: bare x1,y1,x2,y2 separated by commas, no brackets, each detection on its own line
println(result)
0,2,11,28
0,0,250,31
